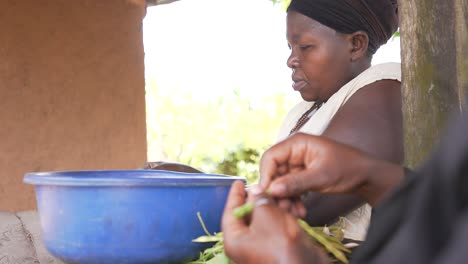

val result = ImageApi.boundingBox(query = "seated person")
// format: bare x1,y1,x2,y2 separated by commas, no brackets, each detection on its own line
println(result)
145,0,403,241
272,0,402,241
222,110,468,263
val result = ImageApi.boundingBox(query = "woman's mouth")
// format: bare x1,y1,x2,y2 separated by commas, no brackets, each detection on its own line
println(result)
292,80,307,91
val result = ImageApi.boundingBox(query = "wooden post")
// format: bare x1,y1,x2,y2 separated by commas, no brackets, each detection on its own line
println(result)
399,0,468,167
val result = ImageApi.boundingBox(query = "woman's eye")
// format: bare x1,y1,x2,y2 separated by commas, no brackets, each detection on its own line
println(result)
299,45,313,50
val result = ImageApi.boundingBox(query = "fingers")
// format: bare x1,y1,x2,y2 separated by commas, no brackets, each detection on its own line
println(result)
293,199,307,218
268,169,318,197
248,184,306,218
276,197,306,218
246,185,276,216
286,197,307,218
222,181,248,235
249,193,279,223
259,140,294,189
277,198,293,212
259,134,314,190
224,184,306,264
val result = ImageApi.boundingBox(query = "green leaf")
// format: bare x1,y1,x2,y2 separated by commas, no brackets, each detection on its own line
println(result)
206,252,230,264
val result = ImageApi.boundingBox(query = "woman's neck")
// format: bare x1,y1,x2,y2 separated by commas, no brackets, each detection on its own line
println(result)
351,59,372,78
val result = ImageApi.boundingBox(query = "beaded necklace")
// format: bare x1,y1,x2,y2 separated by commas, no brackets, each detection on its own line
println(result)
289,101,324,135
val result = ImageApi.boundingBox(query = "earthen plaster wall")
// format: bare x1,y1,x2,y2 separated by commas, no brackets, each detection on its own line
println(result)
0,0,148,211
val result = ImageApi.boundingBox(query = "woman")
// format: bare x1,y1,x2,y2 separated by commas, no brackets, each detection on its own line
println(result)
272,0,402,241
145,0,402,241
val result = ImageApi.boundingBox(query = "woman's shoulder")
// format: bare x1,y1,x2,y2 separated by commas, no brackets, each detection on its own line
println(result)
323,74,403,163
327,62,401,106
358,62,402,83
341,63,401,109
368,62,401,71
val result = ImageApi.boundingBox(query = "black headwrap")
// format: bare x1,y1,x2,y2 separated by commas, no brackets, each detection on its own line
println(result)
287,0,399,54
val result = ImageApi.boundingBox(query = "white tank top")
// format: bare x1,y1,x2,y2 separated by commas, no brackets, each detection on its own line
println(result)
277,62,402,241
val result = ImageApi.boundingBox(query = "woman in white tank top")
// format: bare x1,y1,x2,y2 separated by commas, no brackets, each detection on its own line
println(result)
277,63,401,241
267,0,403,242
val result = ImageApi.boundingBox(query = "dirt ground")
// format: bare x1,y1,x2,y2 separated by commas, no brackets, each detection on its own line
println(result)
0,211,63,264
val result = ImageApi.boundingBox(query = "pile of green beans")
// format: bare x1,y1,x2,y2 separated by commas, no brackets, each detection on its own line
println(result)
189,202,351,264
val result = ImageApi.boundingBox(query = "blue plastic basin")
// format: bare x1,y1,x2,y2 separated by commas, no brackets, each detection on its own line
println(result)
24,170,245,264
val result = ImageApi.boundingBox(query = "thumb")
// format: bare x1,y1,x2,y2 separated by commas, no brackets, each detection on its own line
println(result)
222,181,249,234
268,170,313,198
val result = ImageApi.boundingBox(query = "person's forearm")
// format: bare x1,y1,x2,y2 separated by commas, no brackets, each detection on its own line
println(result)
357,158,405,206
302,159,404,225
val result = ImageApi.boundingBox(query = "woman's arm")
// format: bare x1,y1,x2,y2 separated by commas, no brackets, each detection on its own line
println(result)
324,79,403,163
304,79,403,225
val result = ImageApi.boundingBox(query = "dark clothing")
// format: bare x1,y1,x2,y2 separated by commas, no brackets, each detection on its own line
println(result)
352,112,468,263
288,0,399,54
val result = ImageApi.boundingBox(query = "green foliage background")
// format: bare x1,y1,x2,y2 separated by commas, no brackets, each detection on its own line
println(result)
145,0,296,183
145,79,297,183
271,0,291,10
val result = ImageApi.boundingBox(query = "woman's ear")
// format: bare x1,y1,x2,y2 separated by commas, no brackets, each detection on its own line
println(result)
347,31,369,62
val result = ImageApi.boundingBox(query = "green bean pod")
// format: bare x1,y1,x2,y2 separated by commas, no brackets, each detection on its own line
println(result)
233,203,254,218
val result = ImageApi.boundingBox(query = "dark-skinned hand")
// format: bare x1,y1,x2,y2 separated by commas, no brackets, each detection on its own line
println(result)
222,181,329,264
259,133,404,208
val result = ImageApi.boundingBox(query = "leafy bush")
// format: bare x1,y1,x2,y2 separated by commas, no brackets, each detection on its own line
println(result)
145,80,297,183
212,146,263,184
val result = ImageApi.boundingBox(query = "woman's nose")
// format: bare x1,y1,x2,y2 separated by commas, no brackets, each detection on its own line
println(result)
287,52,299,69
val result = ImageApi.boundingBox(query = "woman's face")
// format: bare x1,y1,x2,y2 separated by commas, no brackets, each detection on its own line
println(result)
286,11,355,102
